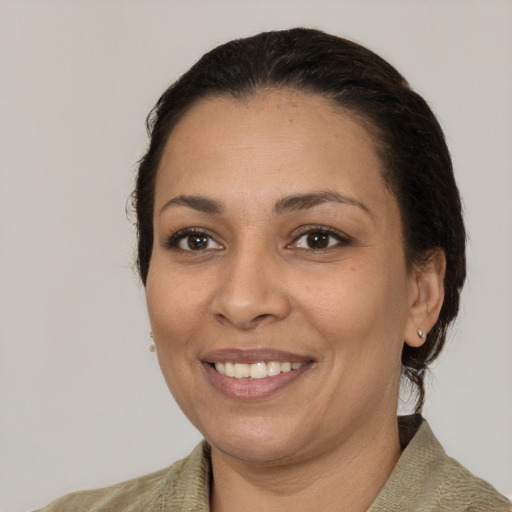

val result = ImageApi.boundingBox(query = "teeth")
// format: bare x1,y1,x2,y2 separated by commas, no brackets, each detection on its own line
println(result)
214,361,304,379
267,361,281,376
234,363,249,378
249,362,267,379
224,362,234,376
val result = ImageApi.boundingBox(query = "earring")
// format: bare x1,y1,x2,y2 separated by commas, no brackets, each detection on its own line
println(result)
417,328,427,343
149,332,156,352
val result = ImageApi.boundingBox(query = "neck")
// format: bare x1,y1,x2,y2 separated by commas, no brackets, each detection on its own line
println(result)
210,414,402,512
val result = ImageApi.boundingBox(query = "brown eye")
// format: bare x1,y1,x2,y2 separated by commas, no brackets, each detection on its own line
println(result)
186,234,209,250
306,232,329,249
293,229,348,250
169,230,224,252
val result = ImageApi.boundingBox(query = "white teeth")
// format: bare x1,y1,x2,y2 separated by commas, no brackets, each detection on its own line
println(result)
214,360,304,379
249,362,267,379
225,362,234,376
267,361,281,376
234,363,250,378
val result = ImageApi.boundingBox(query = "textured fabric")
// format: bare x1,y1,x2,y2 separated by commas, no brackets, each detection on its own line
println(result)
367,417,512,512
35,442,211,512
35,417,511,511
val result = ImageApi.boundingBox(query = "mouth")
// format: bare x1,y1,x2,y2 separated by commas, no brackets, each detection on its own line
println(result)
202,349,314,399
212,361,305,379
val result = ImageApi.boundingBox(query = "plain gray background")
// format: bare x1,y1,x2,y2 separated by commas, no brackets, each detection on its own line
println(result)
1,1,511,510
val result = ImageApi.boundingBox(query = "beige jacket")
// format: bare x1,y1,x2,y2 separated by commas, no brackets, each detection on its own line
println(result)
36,417,511,511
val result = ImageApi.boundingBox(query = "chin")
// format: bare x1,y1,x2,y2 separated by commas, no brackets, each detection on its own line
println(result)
203,417,311,465
214,437,299,465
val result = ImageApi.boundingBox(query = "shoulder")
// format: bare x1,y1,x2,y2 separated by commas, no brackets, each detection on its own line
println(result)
33,441,211,512
369,416,512,512
434,453,512,511
33,467,170,512
417,420,511,511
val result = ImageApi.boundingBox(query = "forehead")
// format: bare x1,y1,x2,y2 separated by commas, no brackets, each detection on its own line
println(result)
155,89,388,209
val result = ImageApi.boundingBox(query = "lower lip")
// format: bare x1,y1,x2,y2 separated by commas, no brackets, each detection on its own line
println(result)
203,362,312,400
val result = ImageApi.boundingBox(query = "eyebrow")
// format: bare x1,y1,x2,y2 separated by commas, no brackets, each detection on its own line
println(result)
159,190,371,217
274,190,371,216
159,195,223,215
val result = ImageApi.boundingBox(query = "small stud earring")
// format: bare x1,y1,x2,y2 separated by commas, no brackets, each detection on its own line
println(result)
148,332,155,352
417,328,427,343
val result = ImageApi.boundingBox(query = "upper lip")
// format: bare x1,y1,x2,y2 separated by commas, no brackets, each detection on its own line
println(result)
202,348,313,364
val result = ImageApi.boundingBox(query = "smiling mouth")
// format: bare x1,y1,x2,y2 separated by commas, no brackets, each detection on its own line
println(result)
203,357,313,400
202,348,314,399
213,361,305,379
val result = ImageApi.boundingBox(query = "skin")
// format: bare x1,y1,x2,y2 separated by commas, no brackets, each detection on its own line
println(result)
146,90,445,511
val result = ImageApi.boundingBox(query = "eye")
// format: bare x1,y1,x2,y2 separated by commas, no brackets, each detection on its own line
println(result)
292,228,349,250
165,229,224,252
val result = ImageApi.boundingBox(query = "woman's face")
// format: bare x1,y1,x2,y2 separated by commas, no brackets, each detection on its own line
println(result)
146,90,419,464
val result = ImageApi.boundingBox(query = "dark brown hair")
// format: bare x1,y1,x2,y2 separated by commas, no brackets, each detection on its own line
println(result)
133,28,466,411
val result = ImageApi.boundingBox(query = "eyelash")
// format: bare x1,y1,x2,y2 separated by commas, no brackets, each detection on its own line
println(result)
163,226,352,252
289,225,352,250
163,228,223,252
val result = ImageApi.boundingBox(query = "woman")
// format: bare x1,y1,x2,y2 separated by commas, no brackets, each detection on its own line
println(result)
37,28,511,511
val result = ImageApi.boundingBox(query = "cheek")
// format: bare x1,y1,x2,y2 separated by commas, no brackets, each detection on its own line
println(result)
298,258,410,350
145,265,209,408
146,262,209,350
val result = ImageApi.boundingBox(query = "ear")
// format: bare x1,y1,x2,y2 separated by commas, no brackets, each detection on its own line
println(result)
404,248,446,348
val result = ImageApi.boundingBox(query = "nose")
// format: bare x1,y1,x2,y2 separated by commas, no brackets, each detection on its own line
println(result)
211,242,291,330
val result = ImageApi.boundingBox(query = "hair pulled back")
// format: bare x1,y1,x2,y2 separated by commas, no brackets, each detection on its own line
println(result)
134,28,466,411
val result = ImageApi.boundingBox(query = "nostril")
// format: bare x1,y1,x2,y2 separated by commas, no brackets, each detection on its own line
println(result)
254,313,271,322
213,310,277,330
